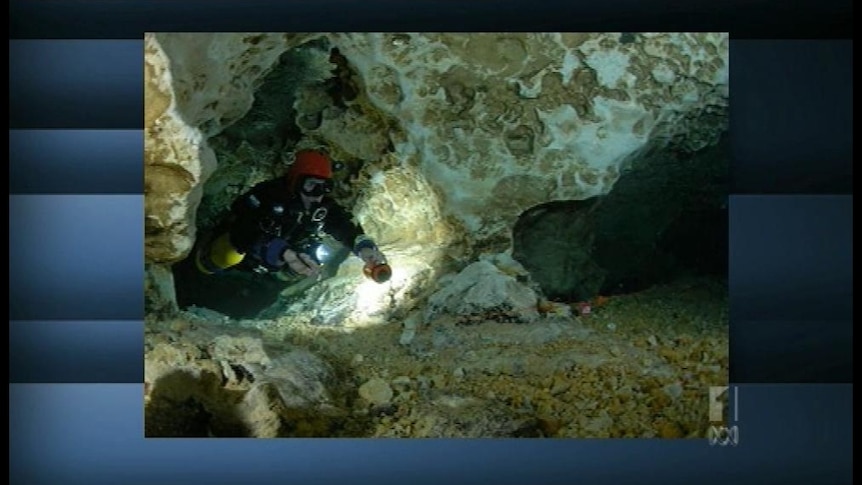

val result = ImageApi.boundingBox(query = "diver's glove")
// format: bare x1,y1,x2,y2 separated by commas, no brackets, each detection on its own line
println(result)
258,238,321,277
353,236,391,283
282,248,322,277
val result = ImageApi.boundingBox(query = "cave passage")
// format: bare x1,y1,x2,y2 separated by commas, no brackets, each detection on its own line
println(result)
172,38,358,319
513,133,729,301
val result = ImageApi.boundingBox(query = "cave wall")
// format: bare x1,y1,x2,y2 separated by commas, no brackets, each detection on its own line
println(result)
145,33,315,264
324,33,728,251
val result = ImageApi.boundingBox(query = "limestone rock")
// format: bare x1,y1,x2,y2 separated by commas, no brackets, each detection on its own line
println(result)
327,32,728,250
409,394,540,438
144,263,178,315
359,377,394,405
424,259,540,324
144,33,313,263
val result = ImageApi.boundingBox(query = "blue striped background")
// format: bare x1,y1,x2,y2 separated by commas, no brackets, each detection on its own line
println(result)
7,3,853,483
9,384,854,485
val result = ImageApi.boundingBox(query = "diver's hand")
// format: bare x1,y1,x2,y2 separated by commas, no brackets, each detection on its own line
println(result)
358,247,391,283
358,247,385,267
282,249,321,276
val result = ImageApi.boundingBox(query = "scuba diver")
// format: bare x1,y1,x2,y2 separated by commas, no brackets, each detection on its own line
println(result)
194,149,391,284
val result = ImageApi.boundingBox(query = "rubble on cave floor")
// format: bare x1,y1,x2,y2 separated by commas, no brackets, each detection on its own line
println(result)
145,276,728,438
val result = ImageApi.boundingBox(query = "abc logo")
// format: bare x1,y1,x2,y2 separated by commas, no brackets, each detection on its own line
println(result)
708,425,739,446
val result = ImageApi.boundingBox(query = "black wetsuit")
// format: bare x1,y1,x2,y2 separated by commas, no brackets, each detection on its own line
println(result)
225,176,367,274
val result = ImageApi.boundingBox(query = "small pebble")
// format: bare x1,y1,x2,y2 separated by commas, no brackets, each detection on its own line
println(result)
359,378,393,405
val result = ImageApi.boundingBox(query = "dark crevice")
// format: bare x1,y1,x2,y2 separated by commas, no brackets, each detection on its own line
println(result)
513,132,729,301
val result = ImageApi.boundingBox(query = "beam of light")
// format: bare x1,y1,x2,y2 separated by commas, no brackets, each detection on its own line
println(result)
352,261,419,323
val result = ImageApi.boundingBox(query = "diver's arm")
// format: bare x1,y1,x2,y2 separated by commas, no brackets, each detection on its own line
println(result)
323,202,388,282
323,202,379,256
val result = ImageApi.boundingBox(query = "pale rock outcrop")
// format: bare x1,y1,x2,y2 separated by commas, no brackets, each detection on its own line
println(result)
424,255,541,324
144,317,342,437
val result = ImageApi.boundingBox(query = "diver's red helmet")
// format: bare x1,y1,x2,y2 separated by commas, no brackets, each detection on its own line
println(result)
287,150,333,192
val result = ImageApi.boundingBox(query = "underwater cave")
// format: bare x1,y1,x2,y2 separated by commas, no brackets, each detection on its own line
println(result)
146,33,734,440
172,37,364,320
166,33,731,323
513,131,729,302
